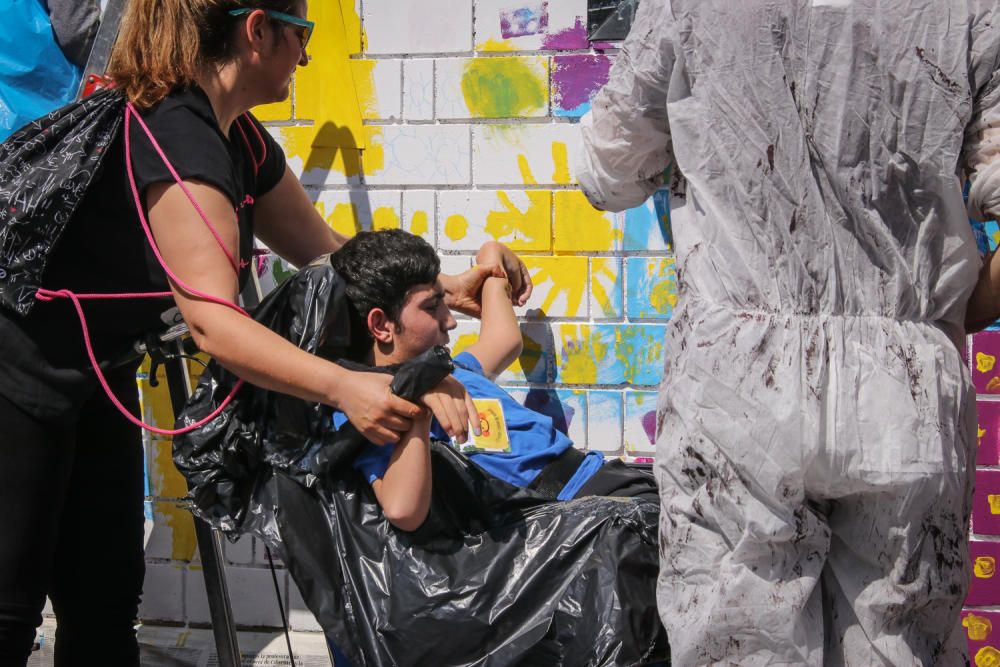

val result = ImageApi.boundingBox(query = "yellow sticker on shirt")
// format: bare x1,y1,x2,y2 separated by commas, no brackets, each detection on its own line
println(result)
461,398,511,453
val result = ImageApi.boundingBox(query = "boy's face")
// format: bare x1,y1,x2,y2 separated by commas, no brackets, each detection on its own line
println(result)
389,279,457,360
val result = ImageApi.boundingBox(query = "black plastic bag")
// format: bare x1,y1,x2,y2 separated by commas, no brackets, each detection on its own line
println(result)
0,89,124,315
174,258,669,666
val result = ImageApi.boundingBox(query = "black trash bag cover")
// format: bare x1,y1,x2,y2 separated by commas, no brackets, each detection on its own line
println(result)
0,89,125,315
173,257,669,665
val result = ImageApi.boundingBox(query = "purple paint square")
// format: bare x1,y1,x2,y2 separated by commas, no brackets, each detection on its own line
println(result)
974,471,1000,536
552,55,612,114
962,609,1000,659
967,541,1000,606
500,3,549,39
979,402,1000,466
542,17,589,50
972,331,1000,394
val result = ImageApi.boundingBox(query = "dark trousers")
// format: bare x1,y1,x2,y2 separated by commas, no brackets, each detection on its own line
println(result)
0,368,145,666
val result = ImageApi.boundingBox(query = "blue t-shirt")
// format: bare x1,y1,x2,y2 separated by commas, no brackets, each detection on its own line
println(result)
348,352,604,501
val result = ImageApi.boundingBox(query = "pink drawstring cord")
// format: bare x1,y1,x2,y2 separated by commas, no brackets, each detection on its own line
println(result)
34,103,274,435
36,287,244,436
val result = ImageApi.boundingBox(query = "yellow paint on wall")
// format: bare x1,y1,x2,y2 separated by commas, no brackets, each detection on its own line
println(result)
252,97,292,122
965,613,993,641
157,502,196,562
339,0,363,55
524,256,587,317
614,326,664,385
976,646,1000,667
553,191,622,252
517,154,538,185
461,57,548,118
316,201,361,237
445,214,470,242
484,191,551,251
558,325,603,384
352,59,380,120
149,438,188,498
591,258,619,317
476,38,516,52
373,207,402,231
410,211,430,237
979,352,997,373
277,126,363,176
362,126,386,175
552,141,571,185
648,258,678,313
451,332,480,357
295,1,365,148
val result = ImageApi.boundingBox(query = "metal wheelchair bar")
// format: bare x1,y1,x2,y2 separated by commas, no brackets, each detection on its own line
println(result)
143,326,242,667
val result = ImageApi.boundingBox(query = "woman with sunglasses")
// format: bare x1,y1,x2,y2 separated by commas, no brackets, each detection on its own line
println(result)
0,1,531,664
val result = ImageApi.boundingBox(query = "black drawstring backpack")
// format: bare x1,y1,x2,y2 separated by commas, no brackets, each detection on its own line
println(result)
0,89,124,315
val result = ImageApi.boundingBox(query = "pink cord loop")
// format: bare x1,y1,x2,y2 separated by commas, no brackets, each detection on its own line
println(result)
33,103,268,435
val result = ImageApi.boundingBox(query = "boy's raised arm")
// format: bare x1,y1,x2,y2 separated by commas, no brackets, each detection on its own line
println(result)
465,242,525,379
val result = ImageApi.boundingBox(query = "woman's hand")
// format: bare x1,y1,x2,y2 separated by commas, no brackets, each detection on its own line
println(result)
476,241,533,306
338,371,423,445
420,375,481,443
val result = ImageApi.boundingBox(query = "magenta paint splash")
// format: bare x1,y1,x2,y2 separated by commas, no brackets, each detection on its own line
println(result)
552,55,612,112
641,410,656,444
542,17,589,50
500,2,549,39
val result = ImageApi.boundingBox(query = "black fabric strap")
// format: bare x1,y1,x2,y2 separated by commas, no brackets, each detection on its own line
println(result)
527,446,587,499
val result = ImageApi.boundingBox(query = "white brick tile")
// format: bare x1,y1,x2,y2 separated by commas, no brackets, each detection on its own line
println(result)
401,190,436,240
436,57,549,120
363,125,471,186
364,59,402,120
587,391,623,454
474,0,588,51
224,536,254,566
267,127,362,188
437,190,551,251
624,391,658,456
187,565,289,628
364,1,473,54
472,124,581,185
403,59,435,121
139,563,185,622
314,190,403,237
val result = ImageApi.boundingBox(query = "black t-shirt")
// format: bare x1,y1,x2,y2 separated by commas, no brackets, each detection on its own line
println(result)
0,86,286,418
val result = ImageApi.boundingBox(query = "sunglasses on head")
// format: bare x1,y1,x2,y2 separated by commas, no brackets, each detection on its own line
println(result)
229,8,315,50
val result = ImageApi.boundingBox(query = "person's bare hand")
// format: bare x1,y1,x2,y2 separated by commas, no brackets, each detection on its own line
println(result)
440,264,505,317
420,375,480,444
476,241,532,306
338,371,422,445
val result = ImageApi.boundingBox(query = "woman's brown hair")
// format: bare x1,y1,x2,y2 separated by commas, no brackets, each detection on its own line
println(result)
107,0,298,108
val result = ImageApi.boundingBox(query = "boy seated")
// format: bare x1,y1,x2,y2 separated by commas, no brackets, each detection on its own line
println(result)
331,230,655,531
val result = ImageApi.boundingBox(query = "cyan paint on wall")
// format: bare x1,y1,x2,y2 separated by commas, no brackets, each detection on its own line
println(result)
555,324,666,386
587,390,623,452
496,322,558,384
624,391,657,455
552,55,611,118
626,257,678,320
623,195,672,252
506,387,587,447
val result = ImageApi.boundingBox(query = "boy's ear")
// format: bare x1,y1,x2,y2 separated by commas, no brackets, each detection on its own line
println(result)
367,308,394,344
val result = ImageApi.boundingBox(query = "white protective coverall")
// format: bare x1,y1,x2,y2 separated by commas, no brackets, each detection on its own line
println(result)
577,1,1000,665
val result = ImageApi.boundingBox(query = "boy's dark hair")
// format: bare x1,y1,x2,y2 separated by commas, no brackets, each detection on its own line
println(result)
331,230,441,360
